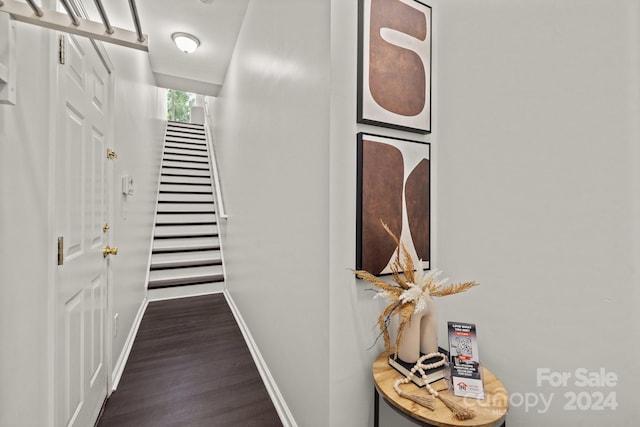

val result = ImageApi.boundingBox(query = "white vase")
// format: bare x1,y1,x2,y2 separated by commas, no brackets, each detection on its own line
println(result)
395,296,438,364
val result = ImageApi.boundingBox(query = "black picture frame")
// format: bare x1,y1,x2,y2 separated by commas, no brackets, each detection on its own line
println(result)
356,132,431,276
357,0,432,134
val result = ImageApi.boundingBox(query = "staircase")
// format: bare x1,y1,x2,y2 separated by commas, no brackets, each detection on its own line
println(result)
148,121,224,290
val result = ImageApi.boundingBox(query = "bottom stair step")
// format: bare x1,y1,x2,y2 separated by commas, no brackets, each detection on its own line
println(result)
148,265,224,289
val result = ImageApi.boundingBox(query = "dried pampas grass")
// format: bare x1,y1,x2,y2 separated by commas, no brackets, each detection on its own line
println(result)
353,220,478,356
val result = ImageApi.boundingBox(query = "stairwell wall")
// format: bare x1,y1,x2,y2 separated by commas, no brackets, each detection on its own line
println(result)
103,43,165,386
213,1,431,425
212,0,331,425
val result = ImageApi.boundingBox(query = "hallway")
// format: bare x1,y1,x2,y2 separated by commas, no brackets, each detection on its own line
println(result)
96,294,282,427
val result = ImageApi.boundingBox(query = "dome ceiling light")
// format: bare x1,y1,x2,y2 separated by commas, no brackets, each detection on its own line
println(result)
172,32,200,53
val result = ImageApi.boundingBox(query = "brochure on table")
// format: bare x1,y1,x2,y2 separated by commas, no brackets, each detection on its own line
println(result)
447,321,485,399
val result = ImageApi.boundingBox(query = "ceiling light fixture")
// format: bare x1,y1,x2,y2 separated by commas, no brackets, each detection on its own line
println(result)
172,32,200,53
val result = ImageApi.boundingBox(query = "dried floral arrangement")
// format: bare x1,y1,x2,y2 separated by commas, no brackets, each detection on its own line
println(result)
353,221,479,357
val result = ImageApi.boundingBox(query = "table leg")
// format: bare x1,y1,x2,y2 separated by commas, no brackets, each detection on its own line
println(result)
374,387,380,427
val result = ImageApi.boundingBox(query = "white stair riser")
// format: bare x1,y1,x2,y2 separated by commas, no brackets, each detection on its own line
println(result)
148,265,224,282
164,143,207,152
156,203,215,213
161,176,212,185
167,123,204,133
163,153,209,163
164,147,208,157
162,160,210,170
165,136,206,145
165,130,205,138
161,168,211,178
149,265,222,283
167,123,206,131
159,183,212,194
151,250,221,264
153,236,220,252
156,213,216,224
154,224,218,237
158,193,214,203
151,259,222,270
164,140,207,151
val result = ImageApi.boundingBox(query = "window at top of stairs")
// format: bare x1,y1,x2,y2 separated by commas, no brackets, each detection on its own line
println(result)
167,89,196,123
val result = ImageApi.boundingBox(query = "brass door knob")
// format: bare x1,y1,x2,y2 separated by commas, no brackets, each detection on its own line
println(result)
102,246,118,257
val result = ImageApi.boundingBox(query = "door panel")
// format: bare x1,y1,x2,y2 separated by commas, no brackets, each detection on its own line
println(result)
88,271,105,387
63,105,84,260
87,127,105,247
64,290,84,425
66,34,85,89
91,68,106,111
55,32,110,427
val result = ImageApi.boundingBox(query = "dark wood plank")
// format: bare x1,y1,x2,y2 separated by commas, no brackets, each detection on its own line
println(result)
97,294,282,427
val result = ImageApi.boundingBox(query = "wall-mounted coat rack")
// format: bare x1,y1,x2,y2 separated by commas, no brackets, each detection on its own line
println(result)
0,11,16,104
0,0,148,51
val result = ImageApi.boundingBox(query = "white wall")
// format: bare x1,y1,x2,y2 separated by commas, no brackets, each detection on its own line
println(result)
329,0,432,425
435,1,640,425
212,0,331,425
0,20,55,427
103,42,165,383
0,15,162,427
328,0,640,426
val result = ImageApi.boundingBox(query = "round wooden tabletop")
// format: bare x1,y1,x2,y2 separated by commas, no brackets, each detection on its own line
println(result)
373,352,509,427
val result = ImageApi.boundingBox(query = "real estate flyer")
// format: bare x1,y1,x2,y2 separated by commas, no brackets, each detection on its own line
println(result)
447,321,485,399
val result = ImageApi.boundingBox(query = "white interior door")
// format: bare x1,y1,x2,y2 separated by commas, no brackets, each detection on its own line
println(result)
54,32,111,427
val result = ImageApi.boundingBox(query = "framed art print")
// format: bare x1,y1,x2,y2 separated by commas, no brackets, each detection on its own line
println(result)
357,0,432,134
356,133,430,275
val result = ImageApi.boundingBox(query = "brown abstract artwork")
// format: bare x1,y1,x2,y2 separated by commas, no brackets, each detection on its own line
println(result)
357,133,430,275
358,0,432,133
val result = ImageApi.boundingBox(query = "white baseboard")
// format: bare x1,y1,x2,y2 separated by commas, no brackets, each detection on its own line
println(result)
110,297,148,391
223,290,297,427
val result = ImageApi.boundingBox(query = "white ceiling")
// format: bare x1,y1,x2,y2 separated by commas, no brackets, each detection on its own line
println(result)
82,0,249,96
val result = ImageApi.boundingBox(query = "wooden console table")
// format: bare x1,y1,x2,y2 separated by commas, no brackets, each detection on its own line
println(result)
373,352,508,427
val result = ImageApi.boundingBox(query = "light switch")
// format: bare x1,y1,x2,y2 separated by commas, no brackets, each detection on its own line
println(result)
122,175,134,195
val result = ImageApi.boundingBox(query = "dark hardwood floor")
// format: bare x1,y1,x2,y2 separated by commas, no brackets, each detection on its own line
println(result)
97,294,283,427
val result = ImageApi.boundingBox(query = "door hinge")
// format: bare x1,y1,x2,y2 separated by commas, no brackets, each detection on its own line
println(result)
57,236,64,266
58,35,65,65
